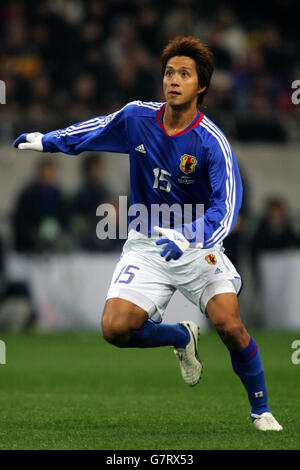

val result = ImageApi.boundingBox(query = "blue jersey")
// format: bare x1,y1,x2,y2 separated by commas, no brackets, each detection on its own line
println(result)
42,100,243,248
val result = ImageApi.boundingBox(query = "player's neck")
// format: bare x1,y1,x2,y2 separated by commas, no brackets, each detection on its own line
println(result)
163,103,199,136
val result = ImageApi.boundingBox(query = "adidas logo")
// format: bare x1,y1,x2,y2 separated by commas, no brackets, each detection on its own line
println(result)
135,144,146,154
214,267,222,274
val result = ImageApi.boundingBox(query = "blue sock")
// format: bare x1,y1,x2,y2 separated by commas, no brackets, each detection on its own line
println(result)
127,319,190,349
229,337,271,417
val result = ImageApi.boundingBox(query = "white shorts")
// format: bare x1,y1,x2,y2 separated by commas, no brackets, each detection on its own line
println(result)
106,230,242,323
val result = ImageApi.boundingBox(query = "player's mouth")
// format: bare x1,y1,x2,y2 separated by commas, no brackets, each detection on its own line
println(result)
168,91,181,96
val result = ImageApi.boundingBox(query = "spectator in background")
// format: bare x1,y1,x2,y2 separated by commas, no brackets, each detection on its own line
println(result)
12,158,66,253
251,197,300,286
70,153,122,251
0,233,36,331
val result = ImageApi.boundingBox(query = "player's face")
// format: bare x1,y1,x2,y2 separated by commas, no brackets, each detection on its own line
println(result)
163,56,206,109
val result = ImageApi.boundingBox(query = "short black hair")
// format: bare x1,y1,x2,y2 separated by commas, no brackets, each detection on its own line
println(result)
161,36,214,105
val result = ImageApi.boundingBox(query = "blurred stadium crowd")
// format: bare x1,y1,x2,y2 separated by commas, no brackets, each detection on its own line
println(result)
1,0,300,141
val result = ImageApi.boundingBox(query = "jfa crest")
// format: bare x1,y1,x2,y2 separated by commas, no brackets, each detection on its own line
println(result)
180,154,197,174
205,254,217,265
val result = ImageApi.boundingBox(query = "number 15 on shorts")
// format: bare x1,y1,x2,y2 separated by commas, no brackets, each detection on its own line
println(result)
114,265,140,285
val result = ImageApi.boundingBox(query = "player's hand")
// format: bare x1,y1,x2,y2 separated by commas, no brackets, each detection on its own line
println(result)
154,226,190,261
13,132,44,151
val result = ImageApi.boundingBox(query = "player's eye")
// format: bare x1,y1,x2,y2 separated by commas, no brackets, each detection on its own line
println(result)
165,70,173,76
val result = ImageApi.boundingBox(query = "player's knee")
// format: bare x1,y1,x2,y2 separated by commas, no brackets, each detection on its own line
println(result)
101,312,130,346
214,320,244,341
102,325,128,347
101,324,118,345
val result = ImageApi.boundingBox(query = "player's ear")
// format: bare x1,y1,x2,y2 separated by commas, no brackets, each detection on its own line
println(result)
197,85,206,95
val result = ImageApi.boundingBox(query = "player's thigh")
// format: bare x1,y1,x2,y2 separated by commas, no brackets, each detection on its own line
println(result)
174,247,242,315
206,292,241,330
102,297,148,336
106,242,174,324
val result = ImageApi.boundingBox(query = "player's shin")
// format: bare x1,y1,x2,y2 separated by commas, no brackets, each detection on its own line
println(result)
126,319,190,348
229,337,270,416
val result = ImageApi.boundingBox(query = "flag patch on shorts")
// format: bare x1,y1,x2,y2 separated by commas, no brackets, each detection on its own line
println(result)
205,254,217,265
254,391,264,398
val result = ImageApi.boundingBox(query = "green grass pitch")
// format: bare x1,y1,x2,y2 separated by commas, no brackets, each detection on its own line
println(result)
0,329,299,450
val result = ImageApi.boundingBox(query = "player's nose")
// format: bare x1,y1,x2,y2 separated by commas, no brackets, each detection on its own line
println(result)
170,80,180,90
170,75,180,85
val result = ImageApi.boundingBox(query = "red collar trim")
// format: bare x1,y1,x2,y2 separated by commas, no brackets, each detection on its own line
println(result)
156,103,204,137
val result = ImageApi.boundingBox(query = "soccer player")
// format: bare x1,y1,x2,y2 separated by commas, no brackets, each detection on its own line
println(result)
14,36,282,431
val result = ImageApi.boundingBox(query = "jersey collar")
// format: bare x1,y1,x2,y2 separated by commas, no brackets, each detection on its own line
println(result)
156,103,204,137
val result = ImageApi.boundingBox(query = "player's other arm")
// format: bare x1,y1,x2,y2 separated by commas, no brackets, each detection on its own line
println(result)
202,139,243,248
13,103,134,155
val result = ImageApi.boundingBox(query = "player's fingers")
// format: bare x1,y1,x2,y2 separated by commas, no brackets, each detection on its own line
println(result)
13,133,28,148
18,143,34,150
166,248,182,261
160,244,172,258
155,237,169,246
165,252,174,262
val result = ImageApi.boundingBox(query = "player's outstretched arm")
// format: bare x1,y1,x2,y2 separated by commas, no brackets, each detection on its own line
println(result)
12,102,137,156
